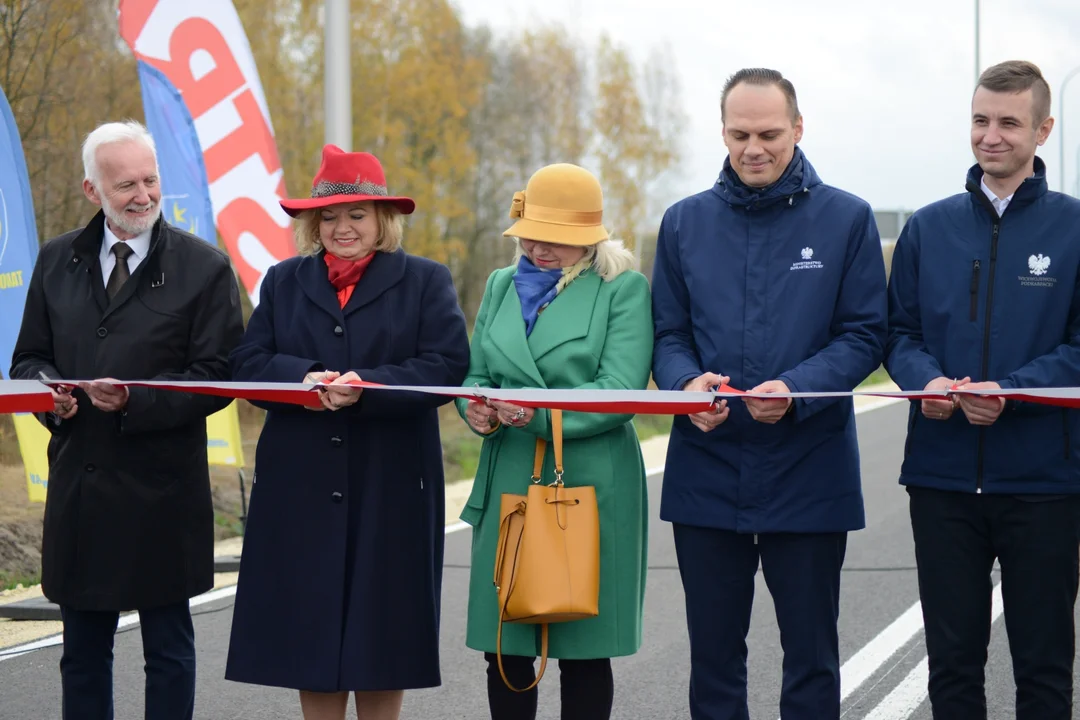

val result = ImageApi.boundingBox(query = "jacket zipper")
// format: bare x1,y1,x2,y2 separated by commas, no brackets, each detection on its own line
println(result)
975,221,1000,493
969,260,980,321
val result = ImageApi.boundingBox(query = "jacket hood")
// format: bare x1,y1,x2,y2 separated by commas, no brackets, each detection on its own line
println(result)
965,155,1049,212
712,146,823,208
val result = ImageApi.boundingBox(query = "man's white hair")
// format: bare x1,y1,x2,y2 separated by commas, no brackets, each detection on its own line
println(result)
82,120,158,187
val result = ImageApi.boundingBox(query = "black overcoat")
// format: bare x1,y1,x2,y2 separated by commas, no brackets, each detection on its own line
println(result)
10,211,244,611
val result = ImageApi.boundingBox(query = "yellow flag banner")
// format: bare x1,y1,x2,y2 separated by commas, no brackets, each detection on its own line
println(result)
206,401,246,468
13,403,245,503
12,413,49,503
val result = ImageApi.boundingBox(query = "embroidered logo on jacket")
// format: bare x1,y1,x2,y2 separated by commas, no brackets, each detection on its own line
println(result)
1028,254,1050,276
1020,253,1055,287
791,247,823,271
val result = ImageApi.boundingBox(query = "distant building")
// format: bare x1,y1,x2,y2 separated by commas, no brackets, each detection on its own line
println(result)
873,208,914,242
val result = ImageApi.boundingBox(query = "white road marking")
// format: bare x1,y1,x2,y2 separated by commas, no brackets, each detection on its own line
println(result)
859,582,1004,720
0,584,244,662
841,600,926,705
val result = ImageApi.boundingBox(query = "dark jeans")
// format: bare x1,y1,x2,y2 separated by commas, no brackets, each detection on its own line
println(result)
484,652,613,720
908,486,1080,720
59,601,196,720
672,523,847,720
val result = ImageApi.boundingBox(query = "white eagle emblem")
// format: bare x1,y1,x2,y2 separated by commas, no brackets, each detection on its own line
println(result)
1028,254,1051,276
801,247,813,260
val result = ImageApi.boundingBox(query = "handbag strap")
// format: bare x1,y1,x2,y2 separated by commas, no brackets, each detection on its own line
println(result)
493,501,525,588
498,615,549,692
530,408,564,485
495,408,564,691
495,502,546,691
551,408,563,482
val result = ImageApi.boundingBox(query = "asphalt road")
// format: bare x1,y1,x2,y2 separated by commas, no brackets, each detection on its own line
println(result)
1,401,1075,719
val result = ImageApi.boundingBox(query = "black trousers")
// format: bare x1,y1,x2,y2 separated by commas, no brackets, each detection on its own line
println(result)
909,486,1080,720
484,652,613,720
59,601,196,720
672,523,847,720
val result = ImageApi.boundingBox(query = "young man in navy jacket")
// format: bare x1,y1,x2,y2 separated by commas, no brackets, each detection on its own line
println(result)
885,60,1080,720
651,68,887,720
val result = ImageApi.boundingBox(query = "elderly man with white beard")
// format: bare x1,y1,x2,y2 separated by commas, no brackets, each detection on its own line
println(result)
9,120,243,720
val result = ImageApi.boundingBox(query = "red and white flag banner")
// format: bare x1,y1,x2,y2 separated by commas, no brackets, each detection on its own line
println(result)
118,0,295,307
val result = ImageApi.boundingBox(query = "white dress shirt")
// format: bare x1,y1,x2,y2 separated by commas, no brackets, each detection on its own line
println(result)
100,221,152,285
980,175,1015,217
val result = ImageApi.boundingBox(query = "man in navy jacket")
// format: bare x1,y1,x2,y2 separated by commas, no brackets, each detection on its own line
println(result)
651,68,887,720
885,60,1080,720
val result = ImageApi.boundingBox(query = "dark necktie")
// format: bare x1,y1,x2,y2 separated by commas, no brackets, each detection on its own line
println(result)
106,242,134,300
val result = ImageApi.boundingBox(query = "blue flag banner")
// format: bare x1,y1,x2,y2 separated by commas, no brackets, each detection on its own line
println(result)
136,59,246,468
0,81,51,502
136,59,214,241
0,83,39,380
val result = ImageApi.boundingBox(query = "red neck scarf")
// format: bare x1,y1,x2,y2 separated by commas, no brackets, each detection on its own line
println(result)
324,251,375,308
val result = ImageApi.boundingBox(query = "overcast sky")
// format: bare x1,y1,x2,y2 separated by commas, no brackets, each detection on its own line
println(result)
451,0,1080,214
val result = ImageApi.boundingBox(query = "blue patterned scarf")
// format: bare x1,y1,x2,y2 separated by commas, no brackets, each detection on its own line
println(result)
512,255,562,336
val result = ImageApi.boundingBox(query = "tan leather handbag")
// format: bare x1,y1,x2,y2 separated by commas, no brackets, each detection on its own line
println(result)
493,408,600,692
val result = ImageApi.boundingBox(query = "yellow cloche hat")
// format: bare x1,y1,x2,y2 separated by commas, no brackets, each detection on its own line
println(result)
503,163,610,246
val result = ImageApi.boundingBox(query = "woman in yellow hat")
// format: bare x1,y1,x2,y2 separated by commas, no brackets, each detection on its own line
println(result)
456,163,654,719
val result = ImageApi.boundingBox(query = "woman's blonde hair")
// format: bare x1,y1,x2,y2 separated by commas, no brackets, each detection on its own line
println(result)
293,201,405,256
511,237,636,282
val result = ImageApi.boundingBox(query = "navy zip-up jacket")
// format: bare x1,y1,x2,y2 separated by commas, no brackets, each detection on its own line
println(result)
651,148,887,533
885,157,1080,495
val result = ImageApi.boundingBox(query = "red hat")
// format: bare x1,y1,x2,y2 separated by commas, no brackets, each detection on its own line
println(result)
279,144,416,217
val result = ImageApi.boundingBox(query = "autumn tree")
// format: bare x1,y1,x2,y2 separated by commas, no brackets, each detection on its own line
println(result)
346,0,484,270
590,34,686,272
637,41,689,273
454,23,593,317
1,0,142,242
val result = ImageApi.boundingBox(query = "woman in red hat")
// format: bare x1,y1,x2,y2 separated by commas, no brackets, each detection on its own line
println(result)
223,145,471,720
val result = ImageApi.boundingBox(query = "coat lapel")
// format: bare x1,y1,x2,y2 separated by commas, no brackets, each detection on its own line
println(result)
297,254,346,323
70,211,110,315
343,249,406,316
527,271,600,360
486,276,546,388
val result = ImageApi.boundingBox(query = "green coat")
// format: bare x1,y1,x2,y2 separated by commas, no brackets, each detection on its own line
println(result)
456,263,654,660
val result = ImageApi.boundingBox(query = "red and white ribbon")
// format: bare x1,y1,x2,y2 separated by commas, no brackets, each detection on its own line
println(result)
2,378,1078,416
0,380,58,414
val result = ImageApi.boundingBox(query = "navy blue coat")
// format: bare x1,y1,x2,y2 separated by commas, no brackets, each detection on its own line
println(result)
223,249,470,692
885,158,1080,495
651,148,887,534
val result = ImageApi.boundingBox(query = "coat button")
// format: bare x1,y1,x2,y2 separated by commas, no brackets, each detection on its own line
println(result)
331,491,343,503
96,327,107,338
330,436,343,447
85,464,95,473
333,325,344,337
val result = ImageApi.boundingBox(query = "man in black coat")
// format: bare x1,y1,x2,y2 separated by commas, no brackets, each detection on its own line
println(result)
10,120,244,720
